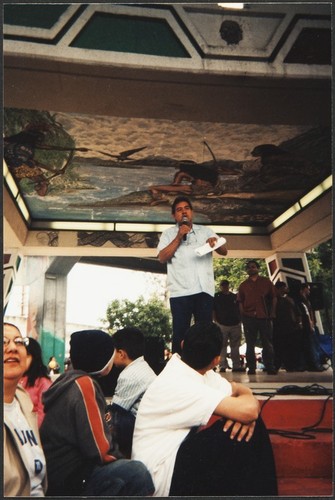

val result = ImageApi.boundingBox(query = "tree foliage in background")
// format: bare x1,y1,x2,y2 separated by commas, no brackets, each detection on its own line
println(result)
213,257,267,292
103,241,332,343
104,295,172,344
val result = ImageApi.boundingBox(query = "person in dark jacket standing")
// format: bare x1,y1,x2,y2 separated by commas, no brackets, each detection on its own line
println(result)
213,280,244,372
40,329,154,496
294,283,325,371
273,281,303,371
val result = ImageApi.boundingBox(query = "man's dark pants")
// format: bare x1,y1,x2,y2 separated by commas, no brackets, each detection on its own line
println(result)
169,417,278,496
170,292,213,354
242,316,276,371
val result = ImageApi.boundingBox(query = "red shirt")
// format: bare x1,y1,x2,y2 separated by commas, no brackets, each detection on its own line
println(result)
237,276,276,318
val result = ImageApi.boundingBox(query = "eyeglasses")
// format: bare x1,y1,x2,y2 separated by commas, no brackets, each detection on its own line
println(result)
3,337,29,347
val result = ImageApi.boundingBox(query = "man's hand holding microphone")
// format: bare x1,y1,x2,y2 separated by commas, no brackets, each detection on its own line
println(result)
179,215,191,242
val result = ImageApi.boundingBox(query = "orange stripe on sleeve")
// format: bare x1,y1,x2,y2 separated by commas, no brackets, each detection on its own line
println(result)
76,377,116,463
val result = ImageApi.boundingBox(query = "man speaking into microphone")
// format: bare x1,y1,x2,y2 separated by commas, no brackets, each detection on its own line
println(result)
158,196,227,354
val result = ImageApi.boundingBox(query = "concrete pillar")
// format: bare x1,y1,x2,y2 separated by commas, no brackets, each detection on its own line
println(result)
40,273,67,372
265,252,323,333
4,255,78,371
38,257,79,371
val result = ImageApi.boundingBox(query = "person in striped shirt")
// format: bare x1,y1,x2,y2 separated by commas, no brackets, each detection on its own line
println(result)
108,327,156,457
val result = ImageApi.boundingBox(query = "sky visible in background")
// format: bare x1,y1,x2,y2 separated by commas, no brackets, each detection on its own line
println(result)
66,263,166,326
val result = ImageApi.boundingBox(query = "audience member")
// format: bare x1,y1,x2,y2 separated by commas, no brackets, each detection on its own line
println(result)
294,283,325,371
47,356,60,375
132,321,277,497
4,322,47,496
107,327,156,457
273,282,303,371
20,337,52,427
40,329,154,496
158,195,227,354
213,279,244,372
237,260,277,375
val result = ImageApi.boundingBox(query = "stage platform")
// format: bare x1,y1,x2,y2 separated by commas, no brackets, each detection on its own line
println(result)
221,367,333,497
220,365,333,393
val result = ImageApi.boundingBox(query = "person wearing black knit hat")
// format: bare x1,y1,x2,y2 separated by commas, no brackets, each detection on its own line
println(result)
70,329,116,375
40,330,154,497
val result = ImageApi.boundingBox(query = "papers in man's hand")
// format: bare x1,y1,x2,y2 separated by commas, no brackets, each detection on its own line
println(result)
194,237,227,256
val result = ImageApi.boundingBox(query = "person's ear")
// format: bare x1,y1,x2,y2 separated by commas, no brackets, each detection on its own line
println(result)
119,349,126,359
180,340,184,350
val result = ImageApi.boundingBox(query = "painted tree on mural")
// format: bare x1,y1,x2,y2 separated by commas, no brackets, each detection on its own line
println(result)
4,108,80,195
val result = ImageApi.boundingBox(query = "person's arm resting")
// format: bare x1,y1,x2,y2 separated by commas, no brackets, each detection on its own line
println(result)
214,382,260,424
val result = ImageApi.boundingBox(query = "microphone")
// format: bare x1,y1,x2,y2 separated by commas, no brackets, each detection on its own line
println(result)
181,215,190,241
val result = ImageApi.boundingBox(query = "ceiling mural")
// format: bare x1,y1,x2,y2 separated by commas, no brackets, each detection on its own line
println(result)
4,108,331,227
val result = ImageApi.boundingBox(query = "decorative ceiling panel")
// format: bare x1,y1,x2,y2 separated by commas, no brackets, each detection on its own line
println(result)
3,3,332,237
4,108,331,230
4,3,331,77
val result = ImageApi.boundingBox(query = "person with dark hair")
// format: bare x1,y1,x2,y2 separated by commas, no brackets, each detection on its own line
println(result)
294,283,325,371
273,281,304,371
132,321,277,497
237,260,277,375
158,195,227,353
107,327,156,457
4,323,48,496
47,356,60,375
40,329,154,496
213,279,244,372
20,337,52,427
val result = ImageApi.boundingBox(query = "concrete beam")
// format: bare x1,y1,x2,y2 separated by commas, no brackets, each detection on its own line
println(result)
270,191,332,252
3,187,28,250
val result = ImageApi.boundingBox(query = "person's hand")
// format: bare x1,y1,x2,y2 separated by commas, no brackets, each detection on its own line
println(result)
223,419,256,442
178,224,191,241
206,237,218,248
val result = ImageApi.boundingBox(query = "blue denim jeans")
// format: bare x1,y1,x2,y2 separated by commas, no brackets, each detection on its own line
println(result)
170,292,214,353
83,459,154,496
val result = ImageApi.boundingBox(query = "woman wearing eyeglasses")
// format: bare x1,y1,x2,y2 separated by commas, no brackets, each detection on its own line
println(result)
4,322,47,496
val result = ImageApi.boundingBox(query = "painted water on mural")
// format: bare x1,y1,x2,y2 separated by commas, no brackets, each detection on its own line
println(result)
4,108,331,225
25,164,209,223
